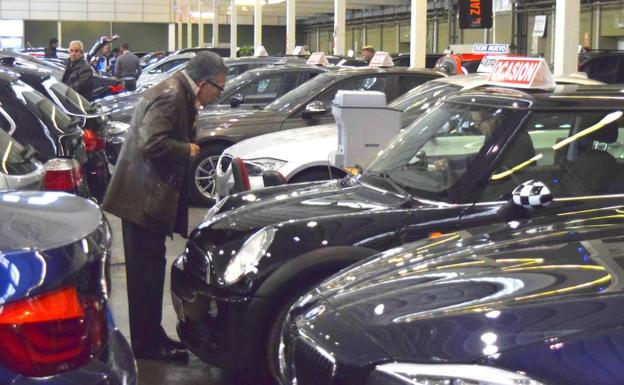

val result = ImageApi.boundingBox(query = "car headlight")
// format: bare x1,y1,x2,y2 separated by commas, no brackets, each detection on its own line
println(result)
223,227,276,285
106,121,129,135
203,196,229,223
368,363,545,385
244,158,286,177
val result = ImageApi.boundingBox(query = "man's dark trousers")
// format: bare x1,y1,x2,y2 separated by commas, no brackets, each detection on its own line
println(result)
121,219,167,351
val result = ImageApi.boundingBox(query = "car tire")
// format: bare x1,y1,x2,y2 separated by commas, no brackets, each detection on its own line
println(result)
189,143,229,206
290,168,346,184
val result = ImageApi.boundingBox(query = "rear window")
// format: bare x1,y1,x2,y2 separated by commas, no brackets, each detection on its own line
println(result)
0,108,38,175
11,80,75,134
43,78,92,115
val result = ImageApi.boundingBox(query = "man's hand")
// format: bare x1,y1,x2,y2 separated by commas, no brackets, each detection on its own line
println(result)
189,143,200,157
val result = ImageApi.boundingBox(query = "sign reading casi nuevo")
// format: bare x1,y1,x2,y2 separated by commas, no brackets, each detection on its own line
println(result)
459,0,493,29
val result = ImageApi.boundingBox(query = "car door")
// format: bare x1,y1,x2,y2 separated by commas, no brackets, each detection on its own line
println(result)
465,109,624,225
280,74,392,130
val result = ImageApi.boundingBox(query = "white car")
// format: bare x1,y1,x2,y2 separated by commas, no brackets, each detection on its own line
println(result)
215,73,604,196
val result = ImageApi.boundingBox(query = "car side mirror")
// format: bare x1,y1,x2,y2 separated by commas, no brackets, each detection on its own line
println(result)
230,93,244,108
301,101,327,119
511,180,553,209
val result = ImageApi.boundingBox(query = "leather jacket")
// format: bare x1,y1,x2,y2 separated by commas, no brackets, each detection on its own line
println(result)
62,57,93,100
102,72,198,236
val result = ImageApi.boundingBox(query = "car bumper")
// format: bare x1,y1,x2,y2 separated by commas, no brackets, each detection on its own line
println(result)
1,308,137,385
171,255,270,371
84,149,110,203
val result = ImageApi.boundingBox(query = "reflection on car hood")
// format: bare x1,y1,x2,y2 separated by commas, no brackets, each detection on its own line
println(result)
226,123,336,163
316,209,624,362
205,180,405,232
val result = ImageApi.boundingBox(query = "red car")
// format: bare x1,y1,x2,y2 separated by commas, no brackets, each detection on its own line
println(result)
434,53,486,74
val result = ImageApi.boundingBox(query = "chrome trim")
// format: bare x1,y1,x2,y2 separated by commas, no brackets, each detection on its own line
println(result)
297,330,337,381
0,106,17,136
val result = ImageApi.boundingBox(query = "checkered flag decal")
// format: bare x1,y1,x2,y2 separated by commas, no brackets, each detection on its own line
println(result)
512,180,553,209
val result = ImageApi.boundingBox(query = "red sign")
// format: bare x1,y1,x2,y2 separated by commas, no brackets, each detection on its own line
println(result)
487,57,555,89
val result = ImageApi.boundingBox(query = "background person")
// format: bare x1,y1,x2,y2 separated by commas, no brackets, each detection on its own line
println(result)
44,38,58,58
361,45,376,64
102,52,228,362
62,40,93,100
115,42,142,91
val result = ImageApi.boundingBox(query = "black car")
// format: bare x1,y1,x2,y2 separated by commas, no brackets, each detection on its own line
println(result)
0,70,90,197
282,204,624,385
0,58,112,201
579,50,624,84
190,66,446,204
0,191,137,384
391,53,445,68
171,84,624,379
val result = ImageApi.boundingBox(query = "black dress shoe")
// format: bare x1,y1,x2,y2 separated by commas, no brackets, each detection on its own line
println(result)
134,345,189,362
163,335,186,350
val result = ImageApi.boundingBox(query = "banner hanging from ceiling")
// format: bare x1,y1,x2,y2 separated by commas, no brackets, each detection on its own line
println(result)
459,0,493,29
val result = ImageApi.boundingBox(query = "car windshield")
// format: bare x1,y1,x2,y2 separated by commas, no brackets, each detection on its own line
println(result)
364,102,514,199
43,78,93,115
389,81,462,127
11,80,75,134
264,73,337,112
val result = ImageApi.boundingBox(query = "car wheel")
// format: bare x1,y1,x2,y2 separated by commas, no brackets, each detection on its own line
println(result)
289,168,346,183
189,144,228,206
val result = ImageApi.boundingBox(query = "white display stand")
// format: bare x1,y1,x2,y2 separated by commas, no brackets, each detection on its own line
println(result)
331,90,402,169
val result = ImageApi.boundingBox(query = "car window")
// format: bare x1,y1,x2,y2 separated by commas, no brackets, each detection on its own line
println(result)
389,82,462,128
398,75,436,96
238,74,299,103
150,59,187,74
227,64,248,80
316,76,388,105
0,109,37,175
581,56,621,83
364,104,514,199
462,60,482,73
43,78,91,115
11,81,74,134
480,110,624,200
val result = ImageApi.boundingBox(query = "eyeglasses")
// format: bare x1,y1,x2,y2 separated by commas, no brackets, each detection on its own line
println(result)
205,78,225,92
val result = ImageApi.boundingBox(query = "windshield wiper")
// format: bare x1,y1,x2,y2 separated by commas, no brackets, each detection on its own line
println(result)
366,170,414,206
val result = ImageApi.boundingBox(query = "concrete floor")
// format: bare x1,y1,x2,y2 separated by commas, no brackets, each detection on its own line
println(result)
106,208,276,385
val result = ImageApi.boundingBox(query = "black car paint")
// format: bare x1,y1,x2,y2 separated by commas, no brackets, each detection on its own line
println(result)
0,63,111,200
0,191,137,384
171,85,624,373
282,206,624,385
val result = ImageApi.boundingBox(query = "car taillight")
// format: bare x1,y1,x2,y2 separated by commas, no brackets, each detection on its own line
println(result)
0,286,106,377
43,158,83,193
108,83,125,94
83,128,106,152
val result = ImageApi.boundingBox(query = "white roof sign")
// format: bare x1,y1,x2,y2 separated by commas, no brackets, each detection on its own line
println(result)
369,51,394,67
487,57,555,89
307,52,329,65
473,44,510,55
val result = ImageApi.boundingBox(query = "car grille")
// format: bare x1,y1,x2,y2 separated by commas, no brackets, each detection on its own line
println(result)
294,336,336,385
185,239,211,284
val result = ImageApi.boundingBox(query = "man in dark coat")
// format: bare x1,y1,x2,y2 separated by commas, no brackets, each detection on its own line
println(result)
44,37,58,59
102,52,227,362
62,40,93,100
115,42,142,91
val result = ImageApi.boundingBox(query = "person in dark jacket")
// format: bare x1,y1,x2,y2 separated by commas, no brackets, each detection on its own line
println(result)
62,40,93,100
115,42,142,91
102,52,227,362
44,37,58,58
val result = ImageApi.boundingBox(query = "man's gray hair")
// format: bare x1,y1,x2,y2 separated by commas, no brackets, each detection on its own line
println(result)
69,40,84,52
185,52,228,83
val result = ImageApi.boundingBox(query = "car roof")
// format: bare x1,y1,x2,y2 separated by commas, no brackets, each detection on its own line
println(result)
0,69,19,87
432,73,606,88
325,66,447,78
446,84,624,110
238,63,336,74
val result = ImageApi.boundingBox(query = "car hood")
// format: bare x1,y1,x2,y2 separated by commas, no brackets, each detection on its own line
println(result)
226,123,337,163
207,180,406,233
315,211,624,363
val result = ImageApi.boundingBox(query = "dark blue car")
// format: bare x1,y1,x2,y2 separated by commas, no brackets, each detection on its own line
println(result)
281,203,624,385
0,191,136,384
